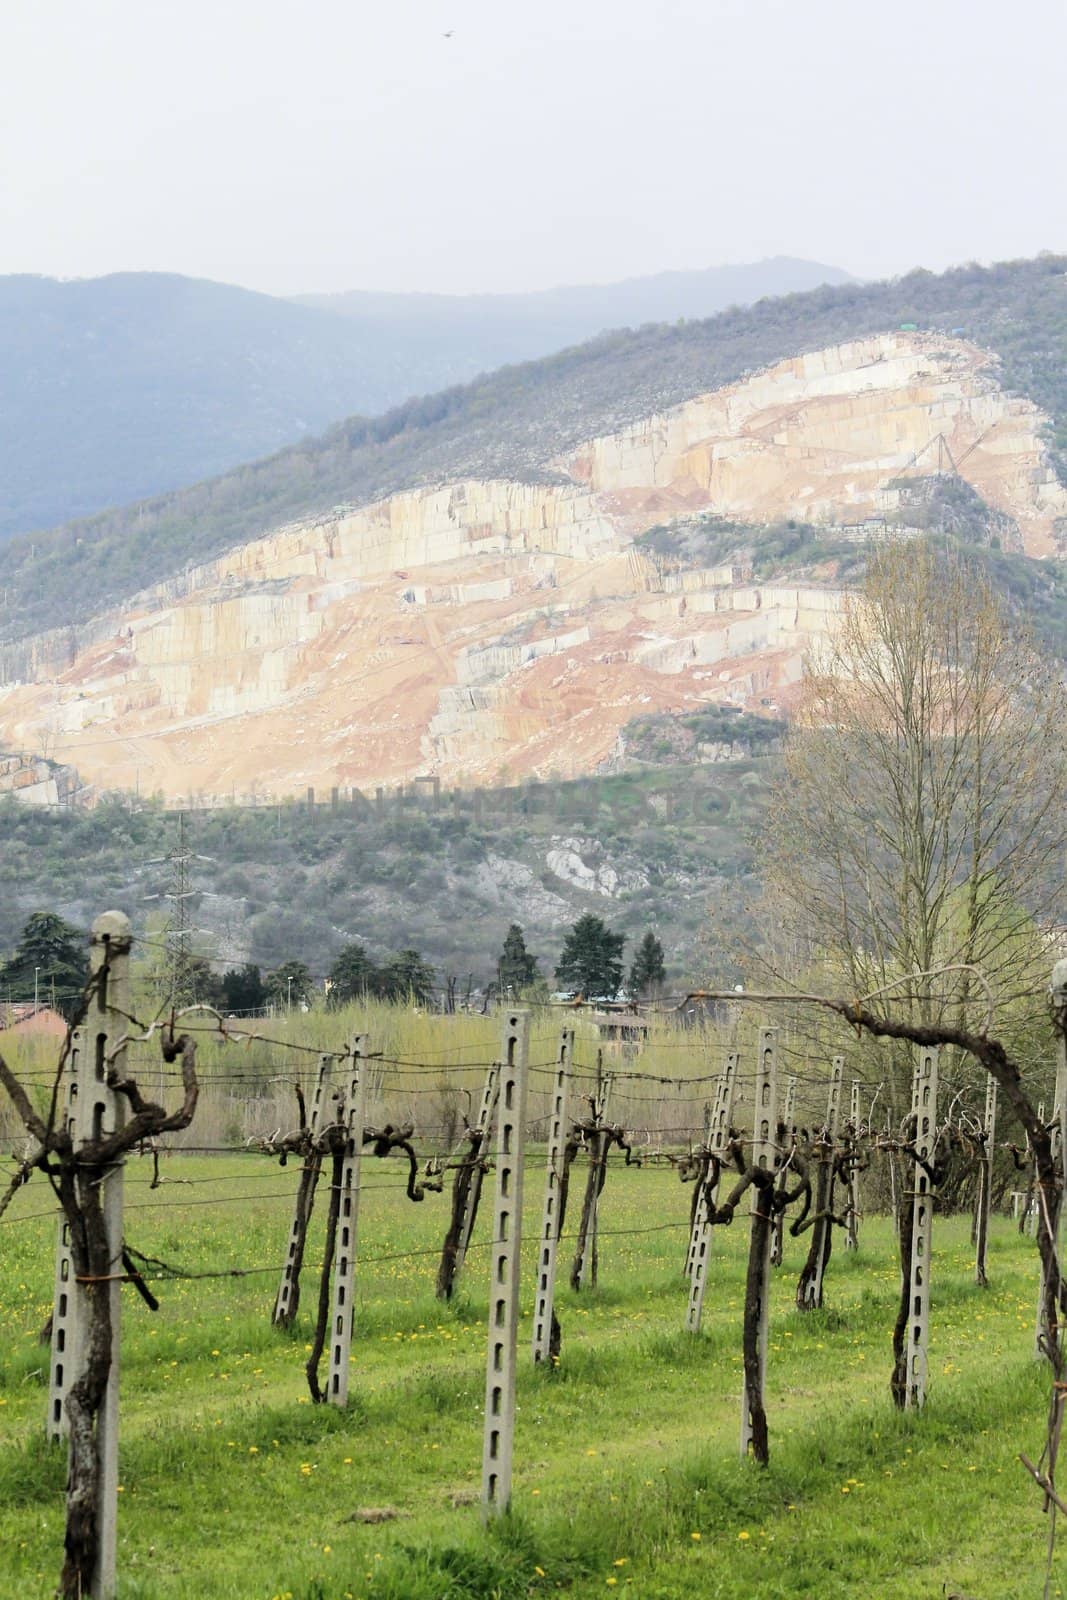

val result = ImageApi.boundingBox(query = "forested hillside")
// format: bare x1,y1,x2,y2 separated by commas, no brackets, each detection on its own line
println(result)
3,255,1064,646
0,762,770,988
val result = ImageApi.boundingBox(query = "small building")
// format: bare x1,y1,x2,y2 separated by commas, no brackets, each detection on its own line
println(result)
591,1009,650,1057
0,1004,69,1040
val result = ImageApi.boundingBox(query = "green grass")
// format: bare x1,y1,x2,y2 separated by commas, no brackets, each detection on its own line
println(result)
0,1158,1060,1599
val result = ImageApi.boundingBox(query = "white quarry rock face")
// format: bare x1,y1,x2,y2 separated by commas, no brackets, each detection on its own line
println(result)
545,837,650,898
464,854,573,921
0,331,1063,803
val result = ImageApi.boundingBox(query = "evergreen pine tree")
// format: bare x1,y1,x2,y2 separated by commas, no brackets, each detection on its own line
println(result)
629,930,666,1000
554,914,626,999
327,942,379,1006
0,911,87,1019
496,923,538,995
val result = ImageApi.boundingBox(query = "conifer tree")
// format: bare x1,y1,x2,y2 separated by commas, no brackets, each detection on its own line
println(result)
555,914,626,999
629,929,666,1000
497,923,538,995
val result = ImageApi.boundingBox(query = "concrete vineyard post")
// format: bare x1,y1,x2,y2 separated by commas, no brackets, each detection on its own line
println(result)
47,1028,85,1443
974,1076,997,1289
532,1029,573,1364
684,1098,716,1281
770,1073,797,1267
740,1028,777,1459
686,1053,738,1334
905,1047,938,1409
845,1078,860,1250
328,1036,367,1407
481,1009,529,1516
273,1053,334,1327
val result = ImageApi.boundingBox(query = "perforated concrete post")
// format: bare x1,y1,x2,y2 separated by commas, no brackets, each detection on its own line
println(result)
454,1064,500,1285
686,1053,738,1333
82,912,131,1599
974,1076,997,1288
905,1047,938,1410
328,1036,367,1408
770,1074,797,1267
273,1053,334,1327
683,1101,715,1280
47,1026,85,1442
803,1056,844,1312
531,1029,573,1364
481,1009,529,1516
827,1058,844,1134
740,1028,778,1458
845,1078,861,1250
685,1097,718,1283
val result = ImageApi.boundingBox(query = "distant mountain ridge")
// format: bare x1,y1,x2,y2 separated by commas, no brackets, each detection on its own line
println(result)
0,257,851,543
294,256,856,370
0,273,391,536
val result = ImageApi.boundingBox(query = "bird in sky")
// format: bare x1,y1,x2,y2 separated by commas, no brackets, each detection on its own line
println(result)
443,29,454,38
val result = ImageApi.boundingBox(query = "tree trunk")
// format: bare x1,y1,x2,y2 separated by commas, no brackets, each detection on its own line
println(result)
796,1161,833,1311
60,1178,112,1600
274,1152,322,1328
436,1139,486,1300
742,1181,773,1465
890,1183,913,1409
570,1135,609,1291
306,1151,343,1402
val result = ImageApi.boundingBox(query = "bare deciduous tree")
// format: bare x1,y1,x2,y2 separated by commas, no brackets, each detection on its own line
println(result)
762,539,1067,1094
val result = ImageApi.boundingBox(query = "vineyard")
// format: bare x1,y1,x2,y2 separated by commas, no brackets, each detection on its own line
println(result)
1,917,1066,1599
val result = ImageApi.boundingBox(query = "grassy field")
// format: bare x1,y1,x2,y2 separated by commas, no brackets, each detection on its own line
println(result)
0,1152,1060,1600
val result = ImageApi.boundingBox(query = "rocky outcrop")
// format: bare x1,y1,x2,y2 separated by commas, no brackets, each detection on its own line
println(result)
0,751,87,806
0,332,1061,803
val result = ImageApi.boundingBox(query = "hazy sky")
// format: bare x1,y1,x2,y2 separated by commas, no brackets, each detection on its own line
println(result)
3,0,1065,298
